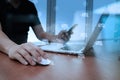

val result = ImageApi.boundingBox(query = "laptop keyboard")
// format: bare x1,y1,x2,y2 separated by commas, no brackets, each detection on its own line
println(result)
40,42,85,55
60,44,84,51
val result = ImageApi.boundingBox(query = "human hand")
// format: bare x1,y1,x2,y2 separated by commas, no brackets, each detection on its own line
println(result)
57,24,77,43
57,30,72,43
8,42,47,65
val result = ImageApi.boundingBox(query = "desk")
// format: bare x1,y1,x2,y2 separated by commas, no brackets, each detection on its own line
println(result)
0,41,120,80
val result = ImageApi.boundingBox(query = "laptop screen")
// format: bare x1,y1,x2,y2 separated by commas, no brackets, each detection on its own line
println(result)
83,13,109,53
39,13,109,55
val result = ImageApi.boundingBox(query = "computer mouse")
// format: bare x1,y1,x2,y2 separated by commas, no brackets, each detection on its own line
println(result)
38,58,51,66
33,57,51,66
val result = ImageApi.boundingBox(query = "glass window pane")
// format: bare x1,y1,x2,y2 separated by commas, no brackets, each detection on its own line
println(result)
56,0,86,41
93,0,119,40
93,0,120,49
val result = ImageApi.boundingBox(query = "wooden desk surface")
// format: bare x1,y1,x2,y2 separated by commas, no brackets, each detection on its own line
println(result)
0,41,120,80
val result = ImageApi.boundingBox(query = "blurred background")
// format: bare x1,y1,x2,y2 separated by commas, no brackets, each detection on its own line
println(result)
28,0,120,50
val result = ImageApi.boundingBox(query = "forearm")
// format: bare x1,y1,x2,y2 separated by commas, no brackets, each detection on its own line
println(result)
33,24,61,42
0,31,17,54
38,32,58,42
33,24,65,43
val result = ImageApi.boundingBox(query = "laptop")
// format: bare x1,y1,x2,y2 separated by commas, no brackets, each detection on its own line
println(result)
39,13,109,55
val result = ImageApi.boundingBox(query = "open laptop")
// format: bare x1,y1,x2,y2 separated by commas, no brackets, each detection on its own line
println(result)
39,13,109,55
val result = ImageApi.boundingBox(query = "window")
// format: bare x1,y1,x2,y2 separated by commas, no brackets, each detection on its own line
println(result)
55,0,86,41
28,0,120,44
93,0,120,41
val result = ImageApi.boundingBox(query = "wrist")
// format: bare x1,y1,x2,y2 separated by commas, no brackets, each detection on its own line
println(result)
51,35,64,43
6,43,18,55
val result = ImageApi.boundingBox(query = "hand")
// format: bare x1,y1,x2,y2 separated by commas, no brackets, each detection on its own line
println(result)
8,42,47,65
57,30,72,43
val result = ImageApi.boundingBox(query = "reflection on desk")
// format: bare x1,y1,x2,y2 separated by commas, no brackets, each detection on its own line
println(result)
0,41,120,80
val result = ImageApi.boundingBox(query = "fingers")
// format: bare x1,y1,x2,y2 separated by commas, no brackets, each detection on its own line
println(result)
8,43,47,66
17,48,36,66
37,48,48,59
58,30,71,42
21,43,41,60
14,53,28,65
22,43,47,59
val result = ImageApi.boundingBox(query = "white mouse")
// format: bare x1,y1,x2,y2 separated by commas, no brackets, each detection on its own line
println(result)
33,57,51,66
39,58,51,65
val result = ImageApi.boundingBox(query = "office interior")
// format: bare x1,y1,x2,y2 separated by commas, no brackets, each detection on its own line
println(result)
28,0,120,52
0,0,120,80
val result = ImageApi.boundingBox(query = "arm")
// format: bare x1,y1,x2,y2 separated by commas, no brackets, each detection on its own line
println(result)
0,23,17,54
0,23,46,65
29,2,70,43
32,24,70,43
